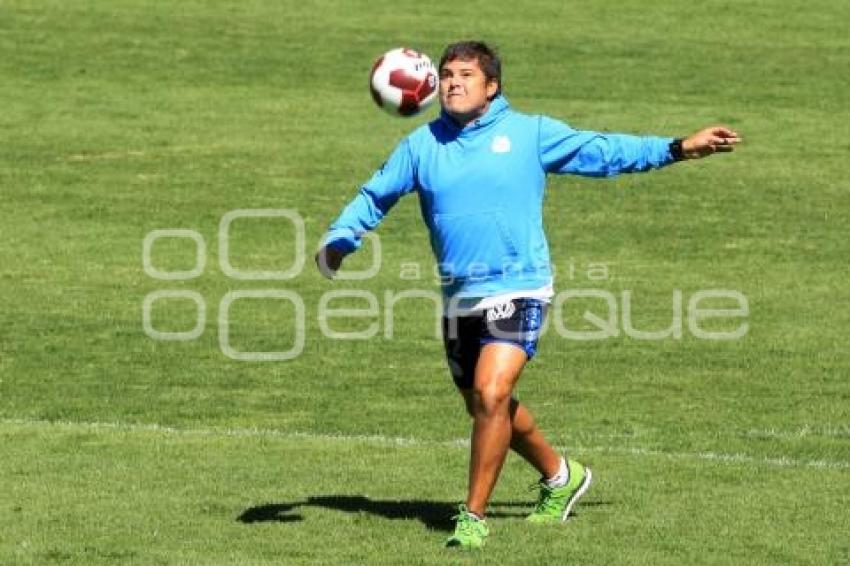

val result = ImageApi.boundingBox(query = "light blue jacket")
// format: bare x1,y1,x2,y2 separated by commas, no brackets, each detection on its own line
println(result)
323,95,675,298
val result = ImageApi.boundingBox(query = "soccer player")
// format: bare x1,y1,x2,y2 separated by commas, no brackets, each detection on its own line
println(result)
316,41,740,549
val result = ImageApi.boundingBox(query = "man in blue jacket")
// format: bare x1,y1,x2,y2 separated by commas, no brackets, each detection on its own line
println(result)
316,41,740,549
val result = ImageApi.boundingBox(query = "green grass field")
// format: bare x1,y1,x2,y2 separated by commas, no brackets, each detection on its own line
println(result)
1,0,848,563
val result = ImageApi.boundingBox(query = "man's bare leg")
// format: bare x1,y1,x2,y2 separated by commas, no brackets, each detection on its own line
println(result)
461,343,561,516
508,398,562,477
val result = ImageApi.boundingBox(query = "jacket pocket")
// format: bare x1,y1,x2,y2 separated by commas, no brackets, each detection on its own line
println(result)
432,209,519,279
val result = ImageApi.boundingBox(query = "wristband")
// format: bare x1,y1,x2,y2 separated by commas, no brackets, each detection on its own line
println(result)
669,138,685,161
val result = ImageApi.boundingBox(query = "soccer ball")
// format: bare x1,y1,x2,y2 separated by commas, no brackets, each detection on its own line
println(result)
369,48,439,117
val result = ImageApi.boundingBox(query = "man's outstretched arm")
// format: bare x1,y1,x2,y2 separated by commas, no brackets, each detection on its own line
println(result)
315,138,417,279
539,116,742,176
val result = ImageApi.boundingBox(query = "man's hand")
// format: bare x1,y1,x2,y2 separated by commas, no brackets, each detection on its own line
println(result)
682,126,742,159
315,245,345,279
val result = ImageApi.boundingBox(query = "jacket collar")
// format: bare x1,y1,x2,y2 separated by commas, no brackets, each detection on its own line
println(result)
439,94,510,134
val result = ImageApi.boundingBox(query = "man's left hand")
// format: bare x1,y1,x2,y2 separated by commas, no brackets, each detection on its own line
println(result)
682,126,742,159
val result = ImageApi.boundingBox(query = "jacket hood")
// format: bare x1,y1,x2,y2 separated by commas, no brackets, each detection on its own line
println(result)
439,94,511,135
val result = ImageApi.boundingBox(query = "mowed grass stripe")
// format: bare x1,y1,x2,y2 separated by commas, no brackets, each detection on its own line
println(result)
3,418,847,470
3,419,848,565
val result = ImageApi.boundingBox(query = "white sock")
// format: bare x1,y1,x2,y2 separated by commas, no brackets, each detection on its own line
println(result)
545,457,569,488
466,510,483,521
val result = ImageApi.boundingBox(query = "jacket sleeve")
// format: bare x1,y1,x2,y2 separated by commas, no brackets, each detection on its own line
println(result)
322,138,417,254
538,115,675,177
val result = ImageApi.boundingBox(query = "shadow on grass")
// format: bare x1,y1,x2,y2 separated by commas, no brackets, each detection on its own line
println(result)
238,496,611,532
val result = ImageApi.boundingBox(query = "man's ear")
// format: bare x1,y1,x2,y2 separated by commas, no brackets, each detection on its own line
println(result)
486,79,499,100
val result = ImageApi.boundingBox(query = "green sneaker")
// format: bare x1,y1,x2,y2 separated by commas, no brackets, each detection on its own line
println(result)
445,504,489,549
527,459,592,524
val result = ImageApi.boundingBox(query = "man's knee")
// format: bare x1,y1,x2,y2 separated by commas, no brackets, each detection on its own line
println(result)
470,380,512,417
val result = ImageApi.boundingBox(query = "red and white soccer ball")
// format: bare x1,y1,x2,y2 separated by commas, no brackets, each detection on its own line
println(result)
369,48,439,117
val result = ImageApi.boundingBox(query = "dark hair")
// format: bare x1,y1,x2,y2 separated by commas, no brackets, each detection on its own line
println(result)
438,41,502,95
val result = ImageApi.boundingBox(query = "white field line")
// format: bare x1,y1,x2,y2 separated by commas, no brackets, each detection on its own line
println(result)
2,418,848,471
584,445,850,470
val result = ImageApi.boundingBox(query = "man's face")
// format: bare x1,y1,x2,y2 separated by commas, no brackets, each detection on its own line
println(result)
439,57,499,125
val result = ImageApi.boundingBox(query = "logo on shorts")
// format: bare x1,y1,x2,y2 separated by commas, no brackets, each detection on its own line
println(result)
486,301,515,322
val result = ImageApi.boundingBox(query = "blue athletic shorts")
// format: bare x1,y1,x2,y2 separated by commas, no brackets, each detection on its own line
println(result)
441,298,547,390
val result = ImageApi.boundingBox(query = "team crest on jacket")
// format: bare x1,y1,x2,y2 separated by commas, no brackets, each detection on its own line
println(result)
491,135,511,153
